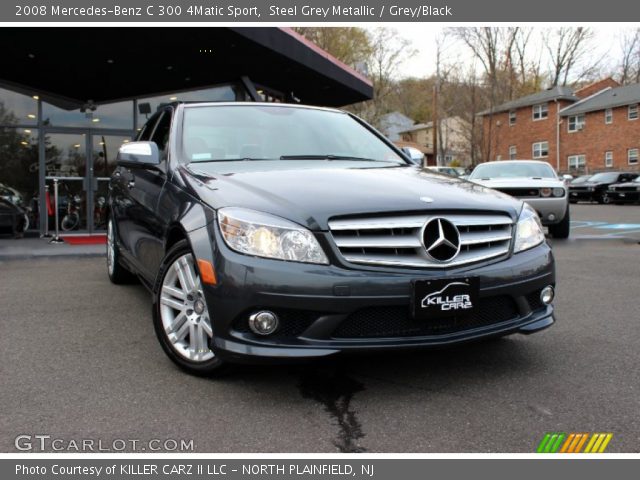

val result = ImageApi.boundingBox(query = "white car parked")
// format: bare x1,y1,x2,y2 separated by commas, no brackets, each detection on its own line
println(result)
468,160,570,238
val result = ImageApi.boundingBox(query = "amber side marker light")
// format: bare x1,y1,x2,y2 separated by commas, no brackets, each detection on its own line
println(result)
197,259,217,285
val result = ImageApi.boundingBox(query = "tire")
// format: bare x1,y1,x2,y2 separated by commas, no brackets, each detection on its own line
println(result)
61,213,79,231
598,193,611,205
107,218,136,284
549,206,570,239
152,240,226,376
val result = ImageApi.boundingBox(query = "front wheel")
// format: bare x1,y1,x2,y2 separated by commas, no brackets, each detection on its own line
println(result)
598,193,611,205
61,213,79,231
107,219,136,284
549,207,570,239
152,240,226,375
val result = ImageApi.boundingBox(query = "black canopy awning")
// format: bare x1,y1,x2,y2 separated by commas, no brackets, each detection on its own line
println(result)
0,27,373,108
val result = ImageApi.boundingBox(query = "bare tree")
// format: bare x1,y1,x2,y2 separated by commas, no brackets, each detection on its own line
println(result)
349,27,415,125
619,28,640,84
543,27,598,86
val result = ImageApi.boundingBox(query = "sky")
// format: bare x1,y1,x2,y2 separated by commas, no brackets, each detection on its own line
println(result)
366,25,631,81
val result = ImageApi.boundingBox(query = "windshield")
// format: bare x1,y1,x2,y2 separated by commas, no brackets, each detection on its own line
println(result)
588,173,620,183
572,175,591,184
469,162,557,180
182,105,405,166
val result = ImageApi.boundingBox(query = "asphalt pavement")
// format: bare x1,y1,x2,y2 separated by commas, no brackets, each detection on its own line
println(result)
1,204,639,453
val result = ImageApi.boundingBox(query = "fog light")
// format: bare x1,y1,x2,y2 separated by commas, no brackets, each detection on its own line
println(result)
548,213,556,222
248,311,279,336
540,286,555,305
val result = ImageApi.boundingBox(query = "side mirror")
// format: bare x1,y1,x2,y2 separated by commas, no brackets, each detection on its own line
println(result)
562,174,573,181
116,141,160,167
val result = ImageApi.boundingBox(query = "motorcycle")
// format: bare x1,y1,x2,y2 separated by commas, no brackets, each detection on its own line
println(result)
94,195,107,229
61,191,82,231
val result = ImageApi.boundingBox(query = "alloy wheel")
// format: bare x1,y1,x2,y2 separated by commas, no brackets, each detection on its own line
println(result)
107,220,115,276
159,253,214,362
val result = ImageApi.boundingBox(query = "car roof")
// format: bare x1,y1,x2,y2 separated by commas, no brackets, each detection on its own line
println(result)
178,101,346,115
478,160,552,166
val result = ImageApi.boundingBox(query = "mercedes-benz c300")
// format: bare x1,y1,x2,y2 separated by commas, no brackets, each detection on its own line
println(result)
107,103,556,374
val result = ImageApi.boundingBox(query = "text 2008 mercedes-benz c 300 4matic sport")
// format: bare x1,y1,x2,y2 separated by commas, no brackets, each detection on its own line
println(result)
107,102,556,375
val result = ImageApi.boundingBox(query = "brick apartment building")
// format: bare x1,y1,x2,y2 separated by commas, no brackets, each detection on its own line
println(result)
481,78,640,174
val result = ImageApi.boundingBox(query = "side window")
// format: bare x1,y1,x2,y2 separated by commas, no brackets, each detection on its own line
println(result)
150,110,172,152
136,112,162,141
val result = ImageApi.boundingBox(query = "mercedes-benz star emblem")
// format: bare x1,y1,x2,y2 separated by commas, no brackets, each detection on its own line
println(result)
421,218,461,262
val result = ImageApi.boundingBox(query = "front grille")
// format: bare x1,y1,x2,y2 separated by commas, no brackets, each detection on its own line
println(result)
615,186,639,192
329,213,513,268
232,308,320,338
570,186,589,192
496,187,540,198
332,296,518,338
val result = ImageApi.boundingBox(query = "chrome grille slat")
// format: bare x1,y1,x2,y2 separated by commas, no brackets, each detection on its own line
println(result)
460,230,512,246
329,213,514,268
334,235,422,249
329,214,512,231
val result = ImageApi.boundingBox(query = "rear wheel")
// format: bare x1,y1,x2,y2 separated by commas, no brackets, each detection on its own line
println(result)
107,219,136,284
549,206,570,239
152,240,226,375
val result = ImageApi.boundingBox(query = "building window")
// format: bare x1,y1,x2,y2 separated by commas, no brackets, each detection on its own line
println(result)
629,104,639,120
532,103,549,121
605,108,613,124
532,141,549,159
605,151,613,168
568,155,586,170
509,145,517,159
629,148,639,165
509,110,516,126
496,155,502,161
568,114,585,132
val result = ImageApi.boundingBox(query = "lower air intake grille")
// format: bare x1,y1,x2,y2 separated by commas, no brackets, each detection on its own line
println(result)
332,296,519,338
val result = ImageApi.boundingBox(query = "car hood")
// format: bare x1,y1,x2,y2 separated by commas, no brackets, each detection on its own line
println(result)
571,181,607,188
471,178,563,189
608,182,639,188
179,163,522,231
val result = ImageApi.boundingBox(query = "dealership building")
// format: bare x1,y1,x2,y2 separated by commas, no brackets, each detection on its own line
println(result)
0,27,372,235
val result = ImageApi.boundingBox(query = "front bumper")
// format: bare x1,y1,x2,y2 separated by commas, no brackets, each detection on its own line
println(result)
569,189,596,201
607,190,640,202
192,224,556,363
520,197,568,225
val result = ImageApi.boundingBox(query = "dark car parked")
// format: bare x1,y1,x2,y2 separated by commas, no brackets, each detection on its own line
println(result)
569,172,638,204
607,176,640,204
0,197,28,237
107,102,556,375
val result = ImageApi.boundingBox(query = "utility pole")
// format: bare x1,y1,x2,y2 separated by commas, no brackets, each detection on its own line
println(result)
432,83,438,167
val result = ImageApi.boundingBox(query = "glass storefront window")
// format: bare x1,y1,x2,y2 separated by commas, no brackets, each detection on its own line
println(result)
0,127,39,232
136,84,248,128
0,86,38,126
43,100,133,129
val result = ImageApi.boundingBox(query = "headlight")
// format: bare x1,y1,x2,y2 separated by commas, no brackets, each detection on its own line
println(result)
552,187,565,197
514,204,545,253
217,207,329,264
540,188,552,197
587,186,595,192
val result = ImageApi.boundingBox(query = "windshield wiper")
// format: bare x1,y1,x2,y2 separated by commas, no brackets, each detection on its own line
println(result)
279,154,382,162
